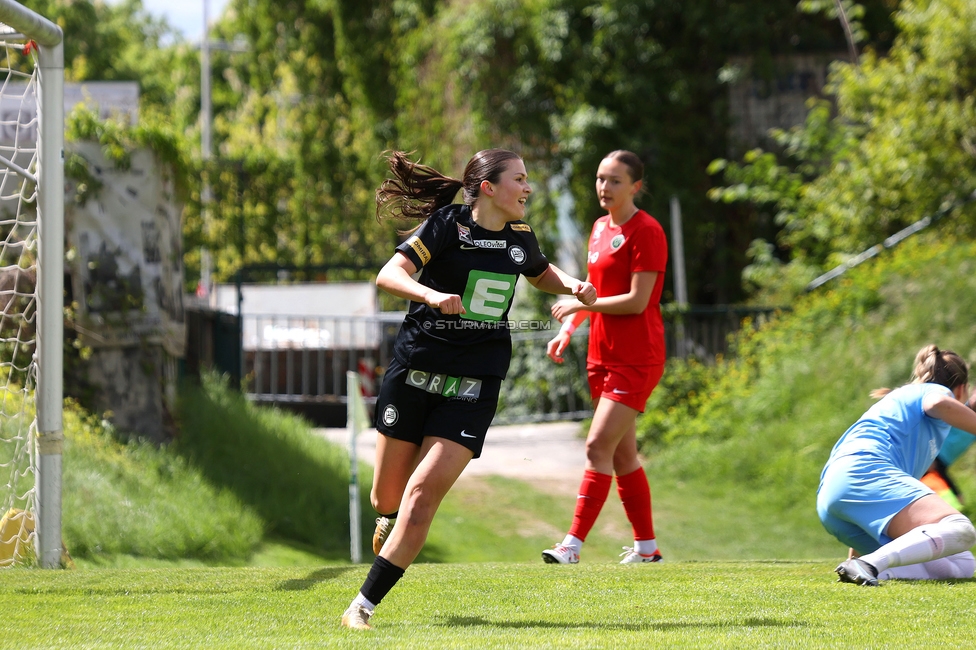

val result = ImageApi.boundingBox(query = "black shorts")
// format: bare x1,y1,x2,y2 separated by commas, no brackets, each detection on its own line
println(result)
374,357,501,458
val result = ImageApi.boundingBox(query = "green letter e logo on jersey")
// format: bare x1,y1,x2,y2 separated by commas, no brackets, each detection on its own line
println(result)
461,270,516,321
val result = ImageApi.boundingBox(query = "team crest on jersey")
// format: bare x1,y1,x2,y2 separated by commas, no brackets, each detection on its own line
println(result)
457,223,474,245
381,405,398,426
610,234,625,250
508,246,526,264
510,223,532,232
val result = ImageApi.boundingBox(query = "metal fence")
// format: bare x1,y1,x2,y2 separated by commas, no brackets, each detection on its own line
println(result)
495,305,783,424
185,305,784,426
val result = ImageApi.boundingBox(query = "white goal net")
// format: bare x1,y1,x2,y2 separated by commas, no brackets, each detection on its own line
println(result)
0,33,42,567
0,1,63,568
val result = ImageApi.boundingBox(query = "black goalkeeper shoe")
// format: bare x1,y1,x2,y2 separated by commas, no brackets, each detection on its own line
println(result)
835,557,879,586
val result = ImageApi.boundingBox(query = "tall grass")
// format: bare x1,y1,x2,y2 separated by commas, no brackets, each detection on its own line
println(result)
62,402,263,563
175,374,376,559
61,374,380,565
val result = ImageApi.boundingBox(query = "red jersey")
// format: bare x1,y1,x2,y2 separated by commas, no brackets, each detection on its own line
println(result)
585,210,668,366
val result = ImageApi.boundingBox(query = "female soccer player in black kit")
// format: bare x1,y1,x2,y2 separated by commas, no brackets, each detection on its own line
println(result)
341,149,596,630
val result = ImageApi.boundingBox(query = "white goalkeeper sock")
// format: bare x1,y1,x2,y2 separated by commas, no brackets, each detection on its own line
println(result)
862,514,976,572
877,551,976,581
561,535,583,552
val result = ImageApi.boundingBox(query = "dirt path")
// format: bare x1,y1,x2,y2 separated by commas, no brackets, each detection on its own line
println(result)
319,420,637,549
317,421,587,496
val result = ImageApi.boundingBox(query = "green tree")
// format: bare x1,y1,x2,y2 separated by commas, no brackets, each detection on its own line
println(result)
388,0,895,303
38,0,896,300
710,0,976,303
189,0,408,279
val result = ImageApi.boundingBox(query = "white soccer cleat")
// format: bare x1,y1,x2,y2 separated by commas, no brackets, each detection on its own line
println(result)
619,546,663,564
542,543,580,564
340,604,373,630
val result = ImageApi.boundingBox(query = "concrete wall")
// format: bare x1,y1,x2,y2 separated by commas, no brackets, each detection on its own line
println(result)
65,143,185,442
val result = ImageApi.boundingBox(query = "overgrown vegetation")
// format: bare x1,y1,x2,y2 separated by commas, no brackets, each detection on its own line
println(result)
710,0,976,303
639,235,976,525
50,235,976,567
27,0,901,302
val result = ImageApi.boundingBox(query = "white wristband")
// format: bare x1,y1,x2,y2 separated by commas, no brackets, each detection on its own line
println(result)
559,319,577,336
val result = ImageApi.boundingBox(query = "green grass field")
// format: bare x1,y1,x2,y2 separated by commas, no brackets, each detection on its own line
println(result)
8,237,976,648
1,562,973,648
67,470,845,570
424,473,843,564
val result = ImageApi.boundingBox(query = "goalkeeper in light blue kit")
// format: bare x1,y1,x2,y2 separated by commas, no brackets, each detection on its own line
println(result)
919,426,975,510
818,344,976,585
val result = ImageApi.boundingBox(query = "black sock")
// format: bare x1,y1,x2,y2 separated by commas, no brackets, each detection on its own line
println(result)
379,510,398,520
360,556,406,606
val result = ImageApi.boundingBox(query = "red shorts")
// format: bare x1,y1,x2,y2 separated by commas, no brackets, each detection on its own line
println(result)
587,363,664,412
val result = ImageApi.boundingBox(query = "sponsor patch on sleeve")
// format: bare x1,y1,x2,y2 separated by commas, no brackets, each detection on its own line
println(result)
509,223,532,232
406,235,431,266
457,223,474,245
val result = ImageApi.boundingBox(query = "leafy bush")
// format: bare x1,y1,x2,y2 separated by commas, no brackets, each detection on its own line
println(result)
638,356,725,448
499,331,590,422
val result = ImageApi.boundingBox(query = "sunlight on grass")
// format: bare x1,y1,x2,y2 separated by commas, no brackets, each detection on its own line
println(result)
2,563,975,648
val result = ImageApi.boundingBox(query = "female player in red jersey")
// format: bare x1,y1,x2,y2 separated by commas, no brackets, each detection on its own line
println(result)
542,150,669,565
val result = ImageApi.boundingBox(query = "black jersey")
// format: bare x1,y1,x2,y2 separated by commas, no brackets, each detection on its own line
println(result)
391,203,549,378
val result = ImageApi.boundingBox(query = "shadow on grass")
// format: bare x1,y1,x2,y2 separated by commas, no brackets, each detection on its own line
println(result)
439,615,811,631
276,566,358,591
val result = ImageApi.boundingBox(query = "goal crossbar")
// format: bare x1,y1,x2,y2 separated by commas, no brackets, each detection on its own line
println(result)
0,2,62,47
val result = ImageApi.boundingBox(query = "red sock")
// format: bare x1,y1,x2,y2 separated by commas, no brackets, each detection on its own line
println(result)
616,466,656,541
568,470,612,542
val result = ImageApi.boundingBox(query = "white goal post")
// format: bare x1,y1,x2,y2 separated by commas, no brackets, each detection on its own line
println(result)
0,0,63,569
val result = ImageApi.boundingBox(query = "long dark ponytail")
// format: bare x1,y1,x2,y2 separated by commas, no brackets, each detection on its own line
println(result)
375,149,523,224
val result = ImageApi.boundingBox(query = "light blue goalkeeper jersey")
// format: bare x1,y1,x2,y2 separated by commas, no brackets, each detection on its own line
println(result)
826,383,953,479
